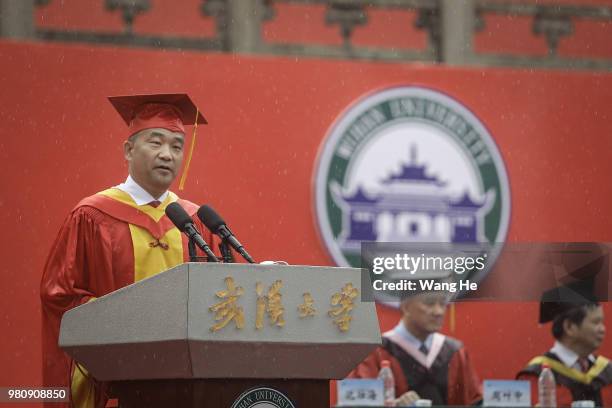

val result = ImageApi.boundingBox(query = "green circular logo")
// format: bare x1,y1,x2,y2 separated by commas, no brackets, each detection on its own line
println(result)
314,86,511,287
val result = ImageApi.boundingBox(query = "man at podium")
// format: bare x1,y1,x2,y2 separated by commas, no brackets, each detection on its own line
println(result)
40,94,218,408
348,289,482,406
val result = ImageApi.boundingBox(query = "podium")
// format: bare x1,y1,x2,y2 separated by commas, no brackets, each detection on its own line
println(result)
59,263,381,407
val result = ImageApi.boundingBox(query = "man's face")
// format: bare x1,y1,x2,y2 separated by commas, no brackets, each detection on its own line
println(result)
401,292,448,336
568,306,606,353
124,128,185,198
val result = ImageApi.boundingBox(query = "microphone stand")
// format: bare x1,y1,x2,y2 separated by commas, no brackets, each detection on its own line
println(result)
188,238,198,262
219,240,235,263
189,238,217,262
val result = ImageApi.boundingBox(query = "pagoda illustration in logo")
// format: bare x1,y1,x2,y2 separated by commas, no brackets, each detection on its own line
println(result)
331,146,495,252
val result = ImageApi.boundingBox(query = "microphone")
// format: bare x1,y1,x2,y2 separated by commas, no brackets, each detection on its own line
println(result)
197,205,255,264
165,202,219,262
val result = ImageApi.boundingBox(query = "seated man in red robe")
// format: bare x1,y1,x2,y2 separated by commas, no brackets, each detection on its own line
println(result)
516,280,612,407
40,94,218,408
348,289,482,406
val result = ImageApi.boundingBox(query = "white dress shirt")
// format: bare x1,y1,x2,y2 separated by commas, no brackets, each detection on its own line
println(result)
392,320,434,355
551,341,595,371
114,175,169,205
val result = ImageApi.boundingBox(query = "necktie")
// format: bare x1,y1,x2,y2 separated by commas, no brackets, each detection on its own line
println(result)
578,357,590,373
419,343,429,356
148,200,161,208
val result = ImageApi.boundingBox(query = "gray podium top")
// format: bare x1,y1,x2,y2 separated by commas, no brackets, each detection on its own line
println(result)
59,263,381,381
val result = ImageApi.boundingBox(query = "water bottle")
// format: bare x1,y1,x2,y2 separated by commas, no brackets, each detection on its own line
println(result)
378,359,396,406
538,363,557,407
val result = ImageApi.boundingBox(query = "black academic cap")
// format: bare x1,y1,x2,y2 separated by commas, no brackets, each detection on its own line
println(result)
539,279,599,324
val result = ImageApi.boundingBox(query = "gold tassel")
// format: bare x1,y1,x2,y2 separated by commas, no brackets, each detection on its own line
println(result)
178,109,199,191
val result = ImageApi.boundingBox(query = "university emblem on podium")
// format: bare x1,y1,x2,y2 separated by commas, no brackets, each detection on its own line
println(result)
230,386,296,408
313,86,511,295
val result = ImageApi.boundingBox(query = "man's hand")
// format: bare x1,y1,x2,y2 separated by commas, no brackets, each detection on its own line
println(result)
394,390,421,407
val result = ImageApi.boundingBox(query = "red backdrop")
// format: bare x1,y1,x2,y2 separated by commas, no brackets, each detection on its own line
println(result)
0,39,611,406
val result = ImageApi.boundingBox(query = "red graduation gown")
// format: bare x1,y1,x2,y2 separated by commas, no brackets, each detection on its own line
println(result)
517,352,612,407
348,331,482,405
40,188,219,408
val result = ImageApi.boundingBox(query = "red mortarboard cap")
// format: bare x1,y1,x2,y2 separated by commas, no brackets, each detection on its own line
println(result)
108,93,207,138
539,279,599,324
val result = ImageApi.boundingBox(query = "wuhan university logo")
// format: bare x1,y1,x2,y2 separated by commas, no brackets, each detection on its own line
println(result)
231,387,296,408
314,86,511,289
